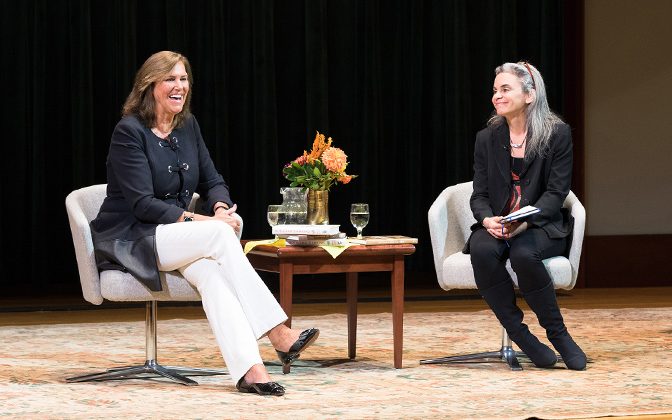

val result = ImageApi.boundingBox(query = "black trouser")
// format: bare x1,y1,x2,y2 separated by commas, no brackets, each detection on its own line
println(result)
469,227,566,294
469,226,587,369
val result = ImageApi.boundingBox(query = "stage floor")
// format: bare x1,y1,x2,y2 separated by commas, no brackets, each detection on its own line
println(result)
2,286,671,327
1,287,671,420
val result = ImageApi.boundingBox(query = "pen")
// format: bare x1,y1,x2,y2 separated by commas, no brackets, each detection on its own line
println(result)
502,223,510,248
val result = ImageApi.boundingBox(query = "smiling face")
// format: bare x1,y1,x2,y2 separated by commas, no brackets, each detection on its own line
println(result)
152,61,190,121
492,71,533,120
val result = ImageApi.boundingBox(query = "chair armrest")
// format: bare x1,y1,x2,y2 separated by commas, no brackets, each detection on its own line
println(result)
564,191,586,288
65,190,104,305
428,182,476,282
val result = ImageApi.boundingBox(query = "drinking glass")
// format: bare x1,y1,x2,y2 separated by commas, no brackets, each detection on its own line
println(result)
267,205,282,239
350,203,370,239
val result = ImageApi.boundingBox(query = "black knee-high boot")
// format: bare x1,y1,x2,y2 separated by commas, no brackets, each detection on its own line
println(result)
522,282,587,370
480,281,557,368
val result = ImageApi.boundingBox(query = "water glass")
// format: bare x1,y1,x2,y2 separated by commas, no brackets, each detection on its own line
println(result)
350,203,370,239
267,205,282,239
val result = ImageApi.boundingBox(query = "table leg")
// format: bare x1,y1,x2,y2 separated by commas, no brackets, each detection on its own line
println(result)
346,272,358,359
391,256,404,369
279,262,294,328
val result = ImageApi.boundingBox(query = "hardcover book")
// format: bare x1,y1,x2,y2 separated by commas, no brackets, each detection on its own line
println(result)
280,232,346,240
348,235,418,246
285,237,349,247
272,224,340,236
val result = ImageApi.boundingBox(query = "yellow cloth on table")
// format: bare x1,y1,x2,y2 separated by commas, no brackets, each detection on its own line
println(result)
243,238,354,259
243,238,286,254
319,242,356,259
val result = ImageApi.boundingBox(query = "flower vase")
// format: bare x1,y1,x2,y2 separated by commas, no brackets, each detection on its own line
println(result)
307,190,329,225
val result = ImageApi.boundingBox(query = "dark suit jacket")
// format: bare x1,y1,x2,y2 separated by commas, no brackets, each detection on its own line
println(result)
90,115,232,291
465,121,574,252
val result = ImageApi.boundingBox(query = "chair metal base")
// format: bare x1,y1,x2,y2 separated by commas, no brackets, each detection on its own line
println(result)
66,360,228,386
420,345,526,371
420,327,544,371
67,301,228,386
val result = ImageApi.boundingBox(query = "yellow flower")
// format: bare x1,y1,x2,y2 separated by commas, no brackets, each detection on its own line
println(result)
322,147,348,173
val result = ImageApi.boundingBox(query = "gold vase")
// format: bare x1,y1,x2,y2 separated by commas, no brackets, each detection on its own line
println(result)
307,190,329,225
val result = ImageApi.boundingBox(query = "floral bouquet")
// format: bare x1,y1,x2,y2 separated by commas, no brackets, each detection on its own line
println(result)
283,131,357,191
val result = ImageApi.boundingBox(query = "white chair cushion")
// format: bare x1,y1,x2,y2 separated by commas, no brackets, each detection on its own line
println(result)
100,270,201,302
439,252,573,291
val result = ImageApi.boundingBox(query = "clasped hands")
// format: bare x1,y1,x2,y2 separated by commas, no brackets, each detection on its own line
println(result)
482,216,527,240
213,204,241,234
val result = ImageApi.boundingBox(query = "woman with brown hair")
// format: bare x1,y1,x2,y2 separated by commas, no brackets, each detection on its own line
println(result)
90,51,319,395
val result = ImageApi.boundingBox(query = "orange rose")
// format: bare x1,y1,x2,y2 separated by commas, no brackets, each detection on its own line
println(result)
337,174,353,184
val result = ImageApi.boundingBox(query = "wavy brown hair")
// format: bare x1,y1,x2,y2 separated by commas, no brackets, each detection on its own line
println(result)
122,51,193,129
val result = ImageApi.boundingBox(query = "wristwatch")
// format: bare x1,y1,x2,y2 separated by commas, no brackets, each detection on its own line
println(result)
184,212,195,222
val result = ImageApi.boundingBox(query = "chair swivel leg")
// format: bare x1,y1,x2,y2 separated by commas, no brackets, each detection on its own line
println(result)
66,302,227,385
522,282,587,370
480,281,558,368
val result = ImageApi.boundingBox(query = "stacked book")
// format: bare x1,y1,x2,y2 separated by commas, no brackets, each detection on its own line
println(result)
272,224,348,247
348,235,418,245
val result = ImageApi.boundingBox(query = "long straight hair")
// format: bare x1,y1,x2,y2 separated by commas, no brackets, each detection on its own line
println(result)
488,62,562,159
122,51,193,129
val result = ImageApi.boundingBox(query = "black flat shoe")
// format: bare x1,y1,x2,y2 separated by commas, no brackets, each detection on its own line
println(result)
236,377,285,396
276,328,320,374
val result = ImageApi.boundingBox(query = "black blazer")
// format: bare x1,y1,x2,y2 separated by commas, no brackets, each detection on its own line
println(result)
465,121,574,251
90,115,232,291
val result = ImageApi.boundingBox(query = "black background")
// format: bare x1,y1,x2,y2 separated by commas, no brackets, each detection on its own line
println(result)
1,0,581,297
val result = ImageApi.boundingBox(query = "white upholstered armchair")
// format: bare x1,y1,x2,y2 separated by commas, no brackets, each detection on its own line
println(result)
65,184,243,385
420,181,585,370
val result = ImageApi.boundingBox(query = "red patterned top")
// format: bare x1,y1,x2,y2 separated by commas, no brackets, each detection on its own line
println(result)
507,157,523,214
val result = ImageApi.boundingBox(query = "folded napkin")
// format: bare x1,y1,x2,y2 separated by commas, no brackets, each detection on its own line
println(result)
243,238,355,259
243,238,286,254
319,241,356,259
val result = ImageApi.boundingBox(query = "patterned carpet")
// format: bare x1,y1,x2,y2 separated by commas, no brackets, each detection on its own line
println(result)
1,307,671,419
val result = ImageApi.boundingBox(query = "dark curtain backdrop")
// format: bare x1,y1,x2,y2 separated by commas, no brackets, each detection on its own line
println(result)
2,0,580,297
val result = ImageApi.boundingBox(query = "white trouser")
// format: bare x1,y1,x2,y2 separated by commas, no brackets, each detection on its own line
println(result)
155,220,287,383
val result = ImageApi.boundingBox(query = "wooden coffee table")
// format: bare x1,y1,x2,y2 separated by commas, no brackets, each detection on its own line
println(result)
243,242,416,372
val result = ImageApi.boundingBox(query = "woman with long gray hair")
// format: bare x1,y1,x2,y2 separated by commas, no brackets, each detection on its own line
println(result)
465,61,586,370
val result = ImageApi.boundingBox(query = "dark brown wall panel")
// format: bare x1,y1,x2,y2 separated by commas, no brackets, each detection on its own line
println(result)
583,235,672,287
